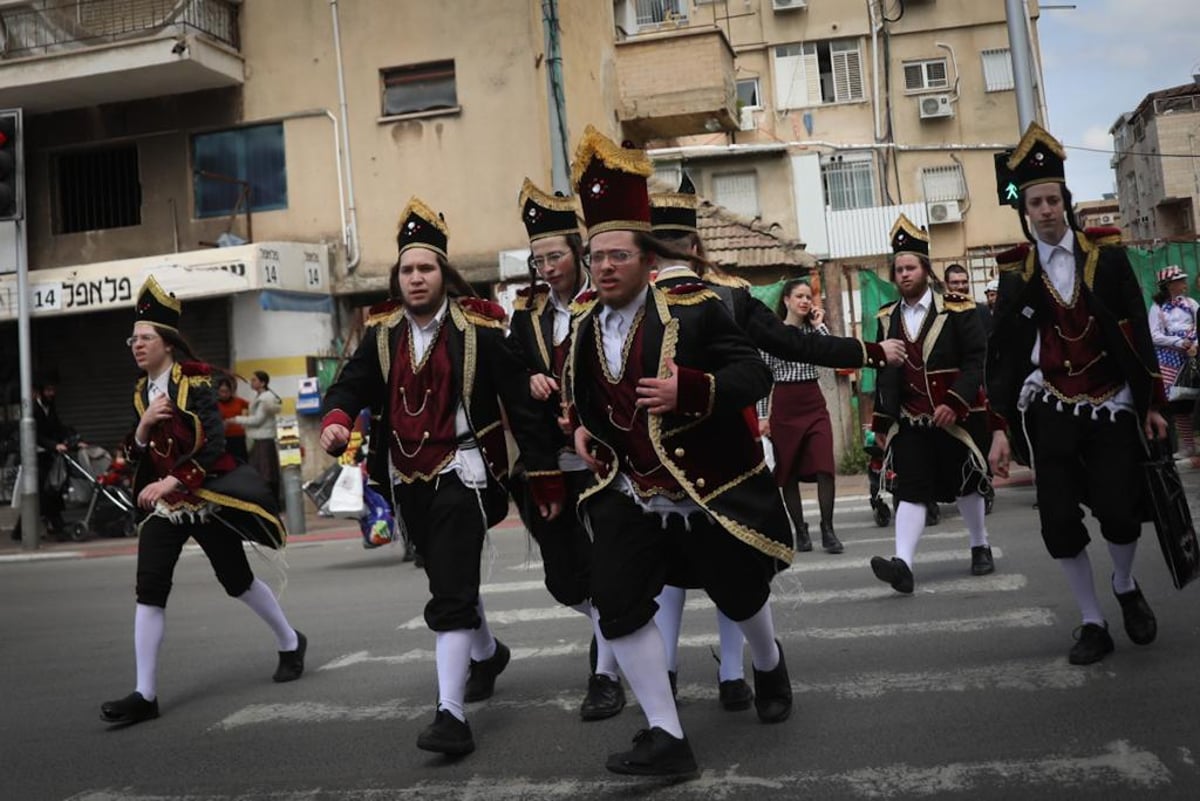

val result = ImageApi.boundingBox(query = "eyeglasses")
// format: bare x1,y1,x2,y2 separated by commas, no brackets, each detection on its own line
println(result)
583,249,638,268
528,251,570,270
126,334,161,348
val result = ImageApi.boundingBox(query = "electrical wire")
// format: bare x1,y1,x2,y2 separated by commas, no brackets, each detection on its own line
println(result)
1066,144,1200,159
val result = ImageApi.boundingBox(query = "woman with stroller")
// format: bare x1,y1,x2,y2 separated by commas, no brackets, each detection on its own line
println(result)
1149,265,1199,458
99,276,306,727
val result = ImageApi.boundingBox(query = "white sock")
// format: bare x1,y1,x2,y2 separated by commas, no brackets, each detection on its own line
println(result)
435,630,473,722
653,585,686,672
469,598,497,661
956,493,989,548
590,605,620,680
1107,541,1138,594
736,602,780,672
716,610,745,681
1057,549,1105,626
237,578,298,651
894,501,926,568
134,603,165,701
609,621,683,738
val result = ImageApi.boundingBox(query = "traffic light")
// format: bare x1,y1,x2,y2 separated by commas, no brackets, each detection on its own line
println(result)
0,108,23,221
993,149,1019,209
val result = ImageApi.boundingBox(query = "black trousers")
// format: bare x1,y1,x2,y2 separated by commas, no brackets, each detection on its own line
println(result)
1029,402,1144,558
394,473,490,632
521,469,594,608
891,422,986,504
584,487,774,641
136,515,255,608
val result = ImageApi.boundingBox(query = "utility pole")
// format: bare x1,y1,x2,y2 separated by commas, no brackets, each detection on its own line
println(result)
1005,0,1039,132
541,0,571,194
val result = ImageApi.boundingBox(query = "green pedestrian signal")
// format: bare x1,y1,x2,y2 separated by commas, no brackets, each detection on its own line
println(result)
1005,182,1019,203
994,149,1019,208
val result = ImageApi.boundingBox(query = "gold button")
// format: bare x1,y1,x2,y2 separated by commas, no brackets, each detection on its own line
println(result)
696,477,706,489
1064,360,1072,369
674,448,685,458
149,441,155,448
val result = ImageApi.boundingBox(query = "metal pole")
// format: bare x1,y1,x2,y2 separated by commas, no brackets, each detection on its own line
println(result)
1004,0,1038,132
541,0,571,194
281,465,306,535
329,0,361,272
15,215,40,550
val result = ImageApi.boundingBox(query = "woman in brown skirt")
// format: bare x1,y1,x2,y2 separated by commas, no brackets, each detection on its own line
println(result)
758,279,842,554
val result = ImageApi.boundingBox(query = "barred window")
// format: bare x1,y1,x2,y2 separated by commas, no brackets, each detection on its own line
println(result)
53,145,141,235
635,0,687,27
821,155,875,211
921,164,967,202
981,48,1015,92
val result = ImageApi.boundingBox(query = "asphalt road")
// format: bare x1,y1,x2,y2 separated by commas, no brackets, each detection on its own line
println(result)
4,479,1200,801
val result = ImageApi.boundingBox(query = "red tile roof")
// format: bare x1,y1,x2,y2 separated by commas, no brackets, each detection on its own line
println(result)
697,200,816,271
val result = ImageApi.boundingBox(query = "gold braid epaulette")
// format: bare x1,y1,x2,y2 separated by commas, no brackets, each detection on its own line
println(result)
663,286,720,306
462,310,505,329
876,301,897,319
942,293,975,313
704,270,750,289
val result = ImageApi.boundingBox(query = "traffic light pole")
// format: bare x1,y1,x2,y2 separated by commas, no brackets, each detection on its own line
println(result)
15,216,40,550
1004,0,1039,132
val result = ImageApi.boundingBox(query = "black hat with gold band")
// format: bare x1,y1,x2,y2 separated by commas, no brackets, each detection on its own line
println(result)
134,275,181,333
890,213,930,260
571,125,653,237
1006,122,1066,191
398,196,449,258
519,178,580,242
650,172,698,234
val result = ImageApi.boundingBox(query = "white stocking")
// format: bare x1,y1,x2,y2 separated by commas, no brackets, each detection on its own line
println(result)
134,603,165,701
609,621,683,738
237,578,298,650
956,493,989,549
435,630,473,722
716,610,745,681
652,585,686,672
1057,549,1105,626
894,501,927,568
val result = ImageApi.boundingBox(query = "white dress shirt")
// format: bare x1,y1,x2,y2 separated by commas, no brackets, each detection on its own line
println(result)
134,366,173,448
901,287,933,340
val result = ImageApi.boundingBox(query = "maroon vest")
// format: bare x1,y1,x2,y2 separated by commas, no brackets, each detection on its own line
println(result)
901,336,936,418
588,315,685,498
1037,276,1124,404
388,322,458,480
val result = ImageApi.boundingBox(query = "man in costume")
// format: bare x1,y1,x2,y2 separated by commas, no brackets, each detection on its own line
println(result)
507,178,625,722
987,123,1167,665
320,198,564,755
563,127,793,778
868,215,995,594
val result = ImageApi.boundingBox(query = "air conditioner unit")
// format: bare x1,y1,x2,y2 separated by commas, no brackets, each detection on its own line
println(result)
918,93,954,120
772,0,807,11
1099,214,1114,224
927,200,963,224
739,107,757,132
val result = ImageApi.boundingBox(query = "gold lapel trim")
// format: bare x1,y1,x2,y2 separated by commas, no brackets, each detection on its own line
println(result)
376,311,406,382
532,294,553,373
1076,231,1101,290
134,377,148,417
921,293,949,365
450,301,477,406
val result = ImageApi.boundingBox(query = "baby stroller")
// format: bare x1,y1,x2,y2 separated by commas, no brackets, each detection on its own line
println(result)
59,444,137,541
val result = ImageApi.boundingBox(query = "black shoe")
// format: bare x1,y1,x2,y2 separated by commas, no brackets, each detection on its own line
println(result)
100,692,159,726
1114,582,1157,645
668,669,677,700
752,639,792,723
718,678,754,711
870,555,914,594
926,504,940,526
273,630,307,682
970,546,995,576
464,639,510,702
794,522,813,552
820,522,844,554
606,727,698,777
1068,622,1115,665
581,673,626,721
416,709,475,755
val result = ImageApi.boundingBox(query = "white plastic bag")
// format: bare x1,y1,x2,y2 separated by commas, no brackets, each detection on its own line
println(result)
327,464,365,518
762,435,776,473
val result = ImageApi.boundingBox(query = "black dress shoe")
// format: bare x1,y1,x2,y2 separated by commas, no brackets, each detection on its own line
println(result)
870,555,914,594
970,546,995,576
273,630,307,682
718,678,754,711
794,522,813,552
1114,582,1157,645
581,673,626,721
100,692,159,725
606,727,698,777
416,709,475,755
820,522,844,554
752,639,792,723
926,504,940,526
1068,622,1115,665
464,639,510,702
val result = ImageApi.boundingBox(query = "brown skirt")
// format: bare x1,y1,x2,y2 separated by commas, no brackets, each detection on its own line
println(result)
768,381,835,485
247,439,281,499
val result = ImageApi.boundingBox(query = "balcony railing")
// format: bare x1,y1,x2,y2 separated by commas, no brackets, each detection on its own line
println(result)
0,0,239,58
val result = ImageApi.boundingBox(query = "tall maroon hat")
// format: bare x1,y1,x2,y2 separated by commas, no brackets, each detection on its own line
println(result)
571,125,653,238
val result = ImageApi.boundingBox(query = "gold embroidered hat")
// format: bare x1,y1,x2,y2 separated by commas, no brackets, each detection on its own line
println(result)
1006,122,1066,191
397,196,449,258
890,213,930,259
650,172,698,234
571,125,653,237
134,275,181,333
518,178,580,243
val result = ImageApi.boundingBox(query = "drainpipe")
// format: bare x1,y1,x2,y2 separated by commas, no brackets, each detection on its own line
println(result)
330,0,361,273
542,0,571,193
868,0,882,142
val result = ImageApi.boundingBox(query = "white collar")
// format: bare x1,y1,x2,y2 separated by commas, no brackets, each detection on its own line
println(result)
410,298,449,333
903,287,933,312
1036,227,1075,266
655,263,699,282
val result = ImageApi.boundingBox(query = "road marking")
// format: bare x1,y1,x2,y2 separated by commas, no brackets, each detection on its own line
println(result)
0,551,84,563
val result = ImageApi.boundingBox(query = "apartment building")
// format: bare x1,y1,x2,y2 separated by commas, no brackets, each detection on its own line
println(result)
1111,82,1200,243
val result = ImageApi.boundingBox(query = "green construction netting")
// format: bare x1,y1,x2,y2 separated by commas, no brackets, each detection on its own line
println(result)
856,268,899,394
747,279,787,315
1127,242,1200,308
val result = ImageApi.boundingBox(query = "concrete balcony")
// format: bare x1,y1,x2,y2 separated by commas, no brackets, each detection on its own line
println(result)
0,0,242,113
615,25,737,142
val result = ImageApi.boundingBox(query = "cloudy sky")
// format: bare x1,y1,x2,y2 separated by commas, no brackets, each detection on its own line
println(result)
1037,0,1200,201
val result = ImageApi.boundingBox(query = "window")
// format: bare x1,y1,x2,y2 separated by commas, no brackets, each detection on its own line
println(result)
712,172,759,218
903,59,948,92
981,48,1014,92
192,124,287,218
921,164,967,202
774,38,864,109
821,154,875,211
737,78,762,109
54,145,141,234
381,60,458,117
635,0,687,27
652,162,682,192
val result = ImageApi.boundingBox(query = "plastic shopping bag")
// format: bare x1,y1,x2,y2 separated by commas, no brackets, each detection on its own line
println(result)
327,464,365,518
358,483,395,549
